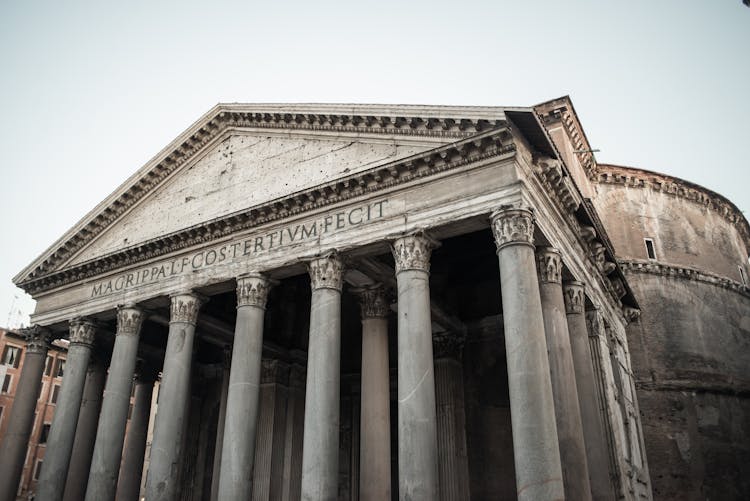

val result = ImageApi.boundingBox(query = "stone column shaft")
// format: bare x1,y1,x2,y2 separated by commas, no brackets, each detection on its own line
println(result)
355,286,391,501
536,248,592,501
210,358,230,501
37,319,97,501
63,357,106,501
0,327,50,501
281,364,305,501
115,376,155,501
144,292,204,501
491,208,565,501
85,306,144,501
392,234,440,501
218,273,273,500
300,254,343,501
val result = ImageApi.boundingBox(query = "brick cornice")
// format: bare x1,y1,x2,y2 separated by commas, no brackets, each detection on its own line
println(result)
619,259,750,298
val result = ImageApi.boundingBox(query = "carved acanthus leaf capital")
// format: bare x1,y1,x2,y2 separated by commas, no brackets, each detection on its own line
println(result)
391,233,439,274
69,318,96,347
353,285,390,319
585,308,606,338
236,273,275,309
169,292,206,325
22,325,52,354
563,281,586,314
307,253,344,291
117,305,145,337
536,247,562,284
433,332,466,360
490,207,535,251
261,359,290,385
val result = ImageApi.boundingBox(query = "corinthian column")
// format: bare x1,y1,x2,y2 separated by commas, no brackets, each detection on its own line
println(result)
355,285,391,501
433,332,471,501
37,318,97,501
300,254,344,501
392,233,440,501
0,326,51,501
536,248,592,501
490,207,564,501
145,292,205,501
218,273,273,500
564,282,615,501
85,306,144,501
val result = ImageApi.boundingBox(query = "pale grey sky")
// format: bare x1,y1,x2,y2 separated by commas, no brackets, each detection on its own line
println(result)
1,0,748,327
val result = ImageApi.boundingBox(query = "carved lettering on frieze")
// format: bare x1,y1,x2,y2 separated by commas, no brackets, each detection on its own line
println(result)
354,285,390,319
391,233,438,274
169,292,205,325
308,254,344,291
236,273,274,309
22,325,52,354
563,281,586,314
69,318,96,347
117,305,145,337
536,247,563,284
490,207,535,251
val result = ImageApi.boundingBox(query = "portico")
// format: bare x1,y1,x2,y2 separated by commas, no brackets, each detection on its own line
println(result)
3,103,651,501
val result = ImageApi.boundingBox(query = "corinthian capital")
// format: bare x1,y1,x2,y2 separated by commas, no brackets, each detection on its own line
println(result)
169,292,206,325
308,253,344,291
490,207,535,251
22,325,52,354
117,305,145,336
236,273,275,309
391,233,439,274
69,318,96,347
353,284,389,319
563,281,585,314
536,247,562,284
433,332,465,360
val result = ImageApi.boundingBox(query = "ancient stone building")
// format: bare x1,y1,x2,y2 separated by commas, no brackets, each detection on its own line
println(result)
1,96,747,501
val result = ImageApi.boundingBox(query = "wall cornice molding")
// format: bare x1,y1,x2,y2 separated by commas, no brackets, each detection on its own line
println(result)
619,259,750,298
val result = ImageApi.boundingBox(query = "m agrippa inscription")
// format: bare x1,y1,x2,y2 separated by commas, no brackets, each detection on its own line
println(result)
90,199,388,297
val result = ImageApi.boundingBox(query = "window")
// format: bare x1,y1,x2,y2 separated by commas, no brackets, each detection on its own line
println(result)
1,345,21,368
50,384,60,404
39,423,51,444
33,459,43,481
740,266,747,285
1,374,11,394
54,359,65,378
44,356,53,376
644,238,657,260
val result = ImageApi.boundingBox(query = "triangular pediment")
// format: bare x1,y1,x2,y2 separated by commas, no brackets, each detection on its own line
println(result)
16,103,521,293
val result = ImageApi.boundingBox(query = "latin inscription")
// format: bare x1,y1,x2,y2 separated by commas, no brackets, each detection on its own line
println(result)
90,199,388,298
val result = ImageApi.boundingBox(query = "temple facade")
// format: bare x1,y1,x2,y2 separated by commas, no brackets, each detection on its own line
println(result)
1,97,747,501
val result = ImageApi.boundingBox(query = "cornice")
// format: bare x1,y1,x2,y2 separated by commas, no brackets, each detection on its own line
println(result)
15,106,509,288
18,128,516,295
596,164,750,250
619,259,750,298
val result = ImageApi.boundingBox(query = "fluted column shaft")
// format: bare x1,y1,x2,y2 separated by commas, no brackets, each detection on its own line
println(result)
218,273,273,500
116,370,156,501
145,292,204,501
392,234,440,501
565,282,616,501
536,248,592,501
38,319,97,501
300,254,343,501
434,334,471,501
355,286,391,501
63,357,106,501
490,208,564,501
0,327,51,501
85,306,144,501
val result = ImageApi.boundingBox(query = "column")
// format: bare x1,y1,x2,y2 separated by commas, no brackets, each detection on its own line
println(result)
281,363,305,501
209,351,230,501
564,283,615,501
116,365,157,501
490,207,564,501
300,253,343,501
392,233,440,501
85,306,144,501
216,273,272,499
0,326,51,501
63,356,106,501
536,248,592,501
433,332,471,501
355,285,391,501
37,318,97,501
144,291,205,501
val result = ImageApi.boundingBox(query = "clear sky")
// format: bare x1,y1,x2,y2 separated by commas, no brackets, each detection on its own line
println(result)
1,0,748,327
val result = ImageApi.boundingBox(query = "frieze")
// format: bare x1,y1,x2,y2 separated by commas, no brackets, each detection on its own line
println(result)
19,126,516,294
170,292,205,324
236,273,274,309
490,207,535,250
536,247,563,284
69,318,96,347
308,254,344,291
117,305,145,336
392,233,438,274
